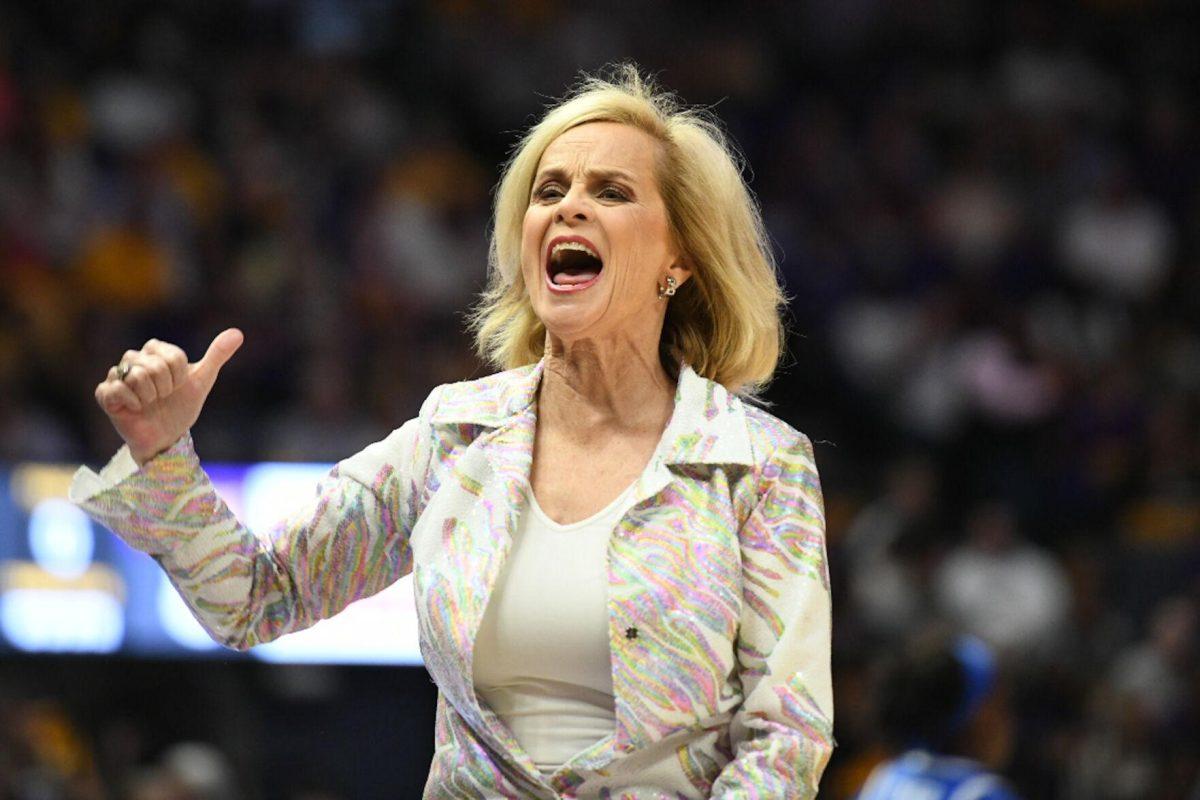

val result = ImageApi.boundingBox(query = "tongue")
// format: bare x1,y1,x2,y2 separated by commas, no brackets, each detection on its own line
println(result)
553,270,599,286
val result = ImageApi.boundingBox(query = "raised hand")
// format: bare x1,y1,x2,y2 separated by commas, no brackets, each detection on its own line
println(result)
95,328,244,466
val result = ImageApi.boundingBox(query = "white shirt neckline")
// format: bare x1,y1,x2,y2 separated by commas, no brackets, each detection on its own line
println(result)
524,480,638,532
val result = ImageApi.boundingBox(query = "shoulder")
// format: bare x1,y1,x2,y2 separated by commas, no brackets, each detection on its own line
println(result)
739,400,818,479
336,365,538,486
662,365,813,474
886,752,1020,800
423,362,541,427
742,402,812,453
948,775,1022,800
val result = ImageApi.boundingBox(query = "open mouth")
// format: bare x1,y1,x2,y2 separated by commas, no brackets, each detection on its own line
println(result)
545,237,603,290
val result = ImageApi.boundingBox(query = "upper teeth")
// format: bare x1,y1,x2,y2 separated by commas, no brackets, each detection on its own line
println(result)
552,241,599,260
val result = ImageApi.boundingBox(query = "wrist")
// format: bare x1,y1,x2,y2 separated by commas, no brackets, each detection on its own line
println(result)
130,439,175,467
123,432,200,491
130,447,162,468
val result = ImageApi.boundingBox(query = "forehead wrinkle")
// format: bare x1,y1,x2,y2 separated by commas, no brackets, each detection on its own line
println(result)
535,125,660,185
533,164,641,185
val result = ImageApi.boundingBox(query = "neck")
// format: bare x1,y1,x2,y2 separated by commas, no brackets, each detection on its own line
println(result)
538,333,676,442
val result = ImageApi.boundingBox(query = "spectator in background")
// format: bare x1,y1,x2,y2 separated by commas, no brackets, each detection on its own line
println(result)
0,697,105,800
1058,165,1174,303
122,742,239,800
1069,596,1198,799
935,499,1071,660
258,342,388,462
0,324,79,461
155,742,239,800
1109,596,1196,728
857,631,1020,800
844,455,943,639
124,768,194,800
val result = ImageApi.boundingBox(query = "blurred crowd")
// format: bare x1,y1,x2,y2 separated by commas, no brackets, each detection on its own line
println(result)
2,1,1197,798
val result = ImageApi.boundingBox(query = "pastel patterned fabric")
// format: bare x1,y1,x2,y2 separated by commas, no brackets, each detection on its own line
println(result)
69,359,834,798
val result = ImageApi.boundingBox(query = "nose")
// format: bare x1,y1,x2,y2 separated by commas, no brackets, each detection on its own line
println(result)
554,183,591,224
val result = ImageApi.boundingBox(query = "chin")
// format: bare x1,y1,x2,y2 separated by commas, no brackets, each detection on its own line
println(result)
534,296,609,336
541,316,600,343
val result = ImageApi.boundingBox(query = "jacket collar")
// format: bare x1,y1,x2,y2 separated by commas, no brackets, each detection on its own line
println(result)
430,358,755,467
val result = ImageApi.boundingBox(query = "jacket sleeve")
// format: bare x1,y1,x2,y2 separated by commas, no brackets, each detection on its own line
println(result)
67,385,444,650
710,429,835,798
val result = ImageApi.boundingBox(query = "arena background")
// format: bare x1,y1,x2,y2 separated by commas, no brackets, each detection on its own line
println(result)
2,1,1198,797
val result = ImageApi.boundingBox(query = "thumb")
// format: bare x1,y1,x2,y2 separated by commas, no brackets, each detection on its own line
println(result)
192,327,244,389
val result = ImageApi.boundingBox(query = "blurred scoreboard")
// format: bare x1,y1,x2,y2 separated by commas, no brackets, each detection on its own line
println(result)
0,460,422,665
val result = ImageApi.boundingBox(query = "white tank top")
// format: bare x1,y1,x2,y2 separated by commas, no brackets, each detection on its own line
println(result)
472,479,636,774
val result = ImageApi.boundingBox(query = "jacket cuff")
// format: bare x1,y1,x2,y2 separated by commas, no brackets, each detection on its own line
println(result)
67,432,203,554
69,432,197,504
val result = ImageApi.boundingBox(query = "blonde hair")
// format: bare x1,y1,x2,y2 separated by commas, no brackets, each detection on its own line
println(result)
469,64,787,396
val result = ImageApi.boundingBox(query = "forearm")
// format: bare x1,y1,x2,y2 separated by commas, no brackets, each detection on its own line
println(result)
70,432,299,647
69,431,409,649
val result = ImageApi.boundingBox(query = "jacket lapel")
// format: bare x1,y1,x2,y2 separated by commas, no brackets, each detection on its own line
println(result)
612,364,756,524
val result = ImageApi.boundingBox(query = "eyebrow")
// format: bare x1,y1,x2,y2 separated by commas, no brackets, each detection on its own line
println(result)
532,166,639,185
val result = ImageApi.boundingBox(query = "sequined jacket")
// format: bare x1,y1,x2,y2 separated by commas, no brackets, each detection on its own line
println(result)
69,360,834,799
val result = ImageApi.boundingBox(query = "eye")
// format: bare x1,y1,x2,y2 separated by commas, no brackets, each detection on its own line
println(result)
598,185,630,201
533,183,564,202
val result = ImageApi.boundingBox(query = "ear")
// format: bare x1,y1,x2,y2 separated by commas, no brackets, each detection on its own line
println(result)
669,256,694,288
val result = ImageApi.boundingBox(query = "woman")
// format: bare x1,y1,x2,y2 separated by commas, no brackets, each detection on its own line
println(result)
70,66,833,799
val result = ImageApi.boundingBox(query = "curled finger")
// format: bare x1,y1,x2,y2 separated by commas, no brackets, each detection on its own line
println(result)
138,352,174,398
97,379,143,413
145,339,189,386
121,362,160,406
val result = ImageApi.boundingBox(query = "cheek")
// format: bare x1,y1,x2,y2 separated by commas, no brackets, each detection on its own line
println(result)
520,209,545,274
623,213,673,280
